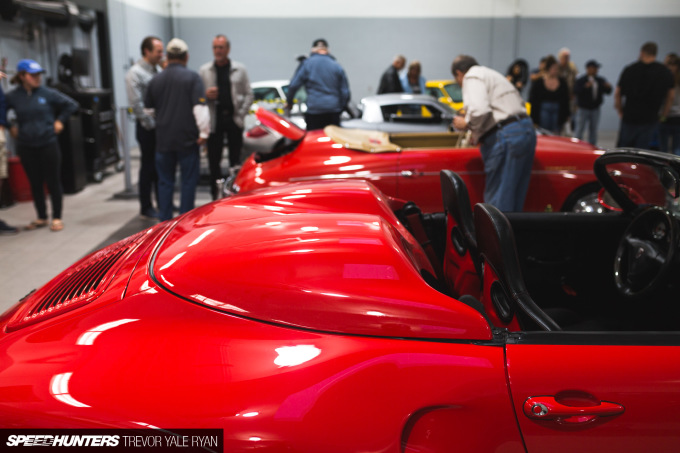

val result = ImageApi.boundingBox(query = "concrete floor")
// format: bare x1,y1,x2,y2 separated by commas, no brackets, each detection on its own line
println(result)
0,130,618,314
0,150,213,313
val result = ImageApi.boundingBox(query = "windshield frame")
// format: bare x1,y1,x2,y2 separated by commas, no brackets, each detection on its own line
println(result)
594,149,680,214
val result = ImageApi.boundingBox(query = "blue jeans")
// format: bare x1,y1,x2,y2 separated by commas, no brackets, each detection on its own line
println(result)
575,107,601,145
305,112,341,130
616,122,656,149
659,120,680,155
539,101,560,134
479,117,537,212
155,146,200,221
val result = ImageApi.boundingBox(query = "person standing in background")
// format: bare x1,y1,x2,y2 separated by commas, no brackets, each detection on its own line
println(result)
377,55,405,94
615,42,675,148
451,55,535,212
199,34,253,200
400,60,426,94
286,38,350,131
530,56,548,83
557,47,578,135
4,60,78,232
659,53,680,155
145,39,210,221
558,48,578,90
573,60,612,146
0,72,18,235
125,36,163,219
506,59,529,93
529,55,570,134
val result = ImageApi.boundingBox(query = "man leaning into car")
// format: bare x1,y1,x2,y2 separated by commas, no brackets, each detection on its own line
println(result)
286,39,350,131
452,55,535,212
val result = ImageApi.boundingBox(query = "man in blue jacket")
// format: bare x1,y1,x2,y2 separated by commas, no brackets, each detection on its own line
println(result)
286,39,350,130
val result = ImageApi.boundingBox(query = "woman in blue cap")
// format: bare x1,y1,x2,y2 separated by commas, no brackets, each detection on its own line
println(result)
5,59,78,231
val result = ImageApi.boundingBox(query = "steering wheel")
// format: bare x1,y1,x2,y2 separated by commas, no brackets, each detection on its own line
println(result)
614,206,678,298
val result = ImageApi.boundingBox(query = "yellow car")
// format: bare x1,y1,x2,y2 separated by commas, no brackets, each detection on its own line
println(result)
426,79,531,115
425,80,464,111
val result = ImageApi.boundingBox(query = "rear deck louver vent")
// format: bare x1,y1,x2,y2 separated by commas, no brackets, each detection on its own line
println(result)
28,248,126,317
8,231,147,331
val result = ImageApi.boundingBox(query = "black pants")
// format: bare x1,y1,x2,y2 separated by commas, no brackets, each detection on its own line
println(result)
17,142,63,220
207,114,243,200
135,121,158,212
305,112,341,131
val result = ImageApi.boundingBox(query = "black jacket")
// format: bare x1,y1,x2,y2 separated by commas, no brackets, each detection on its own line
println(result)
377,66,403,94
529,77,571,127
5,85,78,147
574,74,612,109
617,61,674,124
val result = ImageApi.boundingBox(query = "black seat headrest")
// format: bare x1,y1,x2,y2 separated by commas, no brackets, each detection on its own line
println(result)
440,170,476,249
474,203,561,331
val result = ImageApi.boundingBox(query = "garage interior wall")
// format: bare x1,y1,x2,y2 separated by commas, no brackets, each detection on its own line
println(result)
0,11,102,100
106,0,679,132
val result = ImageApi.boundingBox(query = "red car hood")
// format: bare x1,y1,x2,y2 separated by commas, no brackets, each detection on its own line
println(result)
535,133,601,152
151,180,491,340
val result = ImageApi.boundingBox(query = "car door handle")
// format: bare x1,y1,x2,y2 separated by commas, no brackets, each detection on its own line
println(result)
524,396,625,424
401,170,418,178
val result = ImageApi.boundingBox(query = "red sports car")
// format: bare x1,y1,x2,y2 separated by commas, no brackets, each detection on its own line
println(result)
231,108,606,213
1,149,679,452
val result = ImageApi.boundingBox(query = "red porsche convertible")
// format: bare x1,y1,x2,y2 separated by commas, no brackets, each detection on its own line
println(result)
1,149,679,452
230,108,606,213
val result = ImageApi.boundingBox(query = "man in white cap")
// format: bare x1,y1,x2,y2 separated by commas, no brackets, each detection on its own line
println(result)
145,38,210,221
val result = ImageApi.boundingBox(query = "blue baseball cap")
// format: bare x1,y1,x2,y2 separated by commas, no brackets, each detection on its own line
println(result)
17,59,45,74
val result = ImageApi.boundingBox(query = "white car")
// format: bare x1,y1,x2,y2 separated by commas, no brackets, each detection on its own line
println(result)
246,80,307,129
251,79,307,105
342,94,456,132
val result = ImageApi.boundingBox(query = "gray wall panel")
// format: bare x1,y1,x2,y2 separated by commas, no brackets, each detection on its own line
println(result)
179,18,498,98
106,0,171,147
107,0,172,110
176,16,679,132
518,17,680,130
99,10,680,137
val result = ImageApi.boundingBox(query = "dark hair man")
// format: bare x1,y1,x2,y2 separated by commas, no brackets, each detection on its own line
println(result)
615,41,675,148
377,55,406,94
286,38,350,131
125,35,163,219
